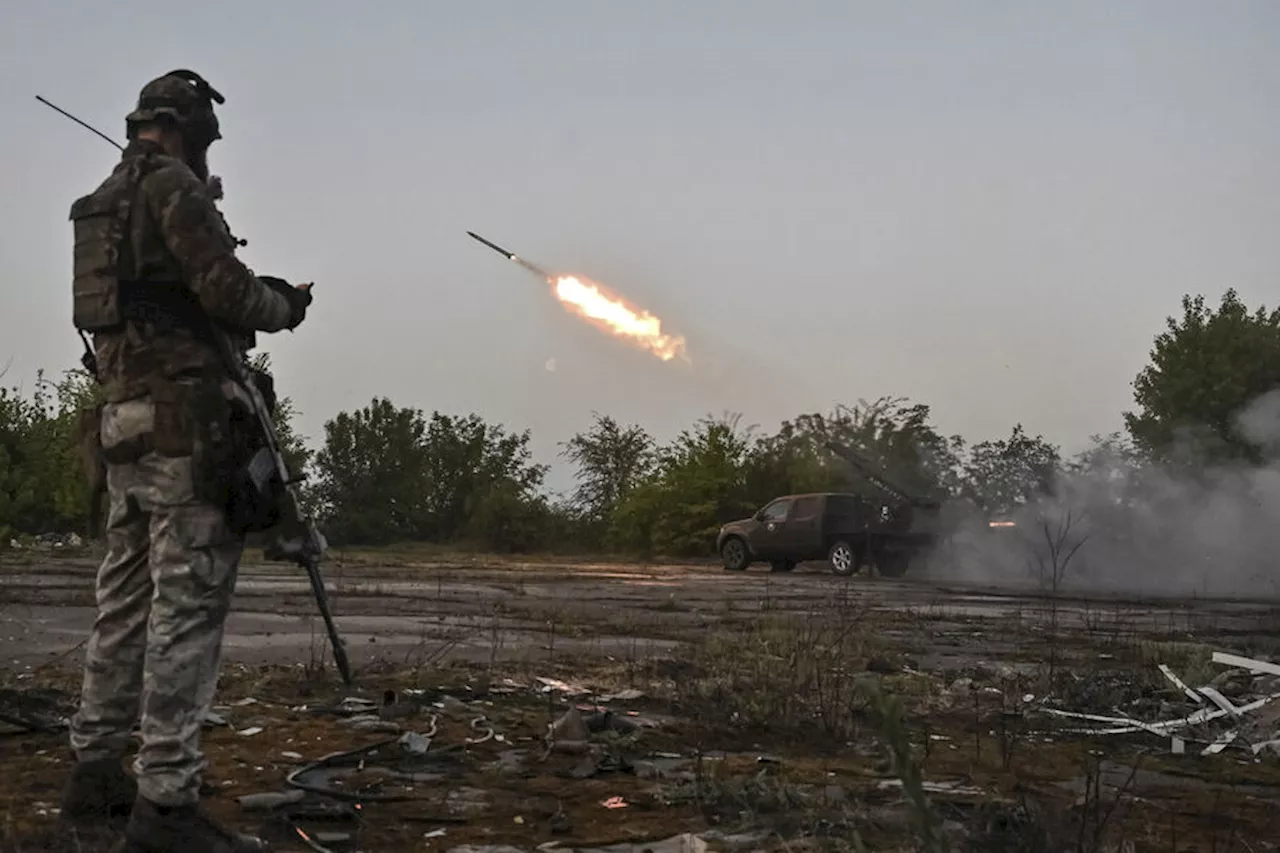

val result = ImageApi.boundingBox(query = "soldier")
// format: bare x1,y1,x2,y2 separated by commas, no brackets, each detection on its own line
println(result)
59,70,312,852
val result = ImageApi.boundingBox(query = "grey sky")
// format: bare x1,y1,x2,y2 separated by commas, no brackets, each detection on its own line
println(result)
4,1,1278,493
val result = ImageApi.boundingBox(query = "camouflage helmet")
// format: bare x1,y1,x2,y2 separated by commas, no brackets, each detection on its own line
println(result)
125,69,224,144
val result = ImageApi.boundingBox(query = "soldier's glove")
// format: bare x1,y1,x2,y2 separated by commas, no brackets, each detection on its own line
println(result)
260,276,313,330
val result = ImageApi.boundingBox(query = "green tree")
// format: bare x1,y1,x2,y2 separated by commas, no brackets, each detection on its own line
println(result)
961,424,1061,515
466,480,552,554
418,412,547,543
1125,289,1280,463
744,412,844,501
613,414,757,556
313,398,430,545
313,400,549,547
749,398,963,503
0,369,101,539
248,353,313,482
1065,431,1143,477
560,413,655,545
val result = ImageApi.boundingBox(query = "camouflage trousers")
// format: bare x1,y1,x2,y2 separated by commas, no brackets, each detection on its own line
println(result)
69,395,244,807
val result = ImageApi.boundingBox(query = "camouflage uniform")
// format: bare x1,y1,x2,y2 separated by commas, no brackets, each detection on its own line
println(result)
65,72,303,824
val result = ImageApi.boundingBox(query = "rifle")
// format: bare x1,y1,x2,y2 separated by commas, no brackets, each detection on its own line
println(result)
212,324,353,686
37,93,353,685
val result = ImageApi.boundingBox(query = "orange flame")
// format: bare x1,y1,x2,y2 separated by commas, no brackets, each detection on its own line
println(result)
551,275,688,363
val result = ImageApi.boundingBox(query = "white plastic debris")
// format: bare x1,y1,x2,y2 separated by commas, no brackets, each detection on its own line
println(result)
1043,651,1280,758
1158,664,1204,704
399,731,431,755
1212,652,1280,678
877,779,986,797
1196,686,1243,719
535,676,589,696
1201,731,1238,755
236,726,264,737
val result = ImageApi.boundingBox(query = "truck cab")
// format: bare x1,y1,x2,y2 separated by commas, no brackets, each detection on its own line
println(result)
716,491,938,577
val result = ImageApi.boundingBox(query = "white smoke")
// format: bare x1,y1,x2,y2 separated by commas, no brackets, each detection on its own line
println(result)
926,393,1280,601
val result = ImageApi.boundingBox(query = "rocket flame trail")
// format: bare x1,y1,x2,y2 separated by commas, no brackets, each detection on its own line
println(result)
466,231,689,364
551,275,688,362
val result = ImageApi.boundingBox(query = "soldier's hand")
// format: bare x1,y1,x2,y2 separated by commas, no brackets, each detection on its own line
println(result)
260,276,313,329
284,282,313,330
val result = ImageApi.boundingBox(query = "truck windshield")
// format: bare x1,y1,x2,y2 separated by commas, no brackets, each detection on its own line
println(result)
760,500,791,523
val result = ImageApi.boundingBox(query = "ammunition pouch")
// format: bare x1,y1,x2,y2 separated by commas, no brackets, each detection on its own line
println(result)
72,402,108,538
226,446,287,535
149,375,234,505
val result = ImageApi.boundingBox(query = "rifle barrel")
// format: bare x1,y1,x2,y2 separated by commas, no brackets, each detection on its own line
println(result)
305,558,352,684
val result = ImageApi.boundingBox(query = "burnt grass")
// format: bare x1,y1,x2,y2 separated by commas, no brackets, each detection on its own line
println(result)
4,555,1280,851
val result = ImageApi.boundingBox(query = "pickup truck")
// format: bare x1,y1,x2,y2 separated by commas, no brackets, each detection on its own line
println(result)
715,491,940,577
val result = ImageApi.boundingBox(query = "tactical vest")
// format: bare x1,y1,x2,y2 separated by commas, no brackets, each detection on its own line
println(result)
69,151,213,339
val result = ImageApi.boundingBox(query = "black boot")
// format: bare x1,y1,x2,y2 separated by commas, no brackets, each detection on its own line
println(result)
115,797,269,853
60,757,137,824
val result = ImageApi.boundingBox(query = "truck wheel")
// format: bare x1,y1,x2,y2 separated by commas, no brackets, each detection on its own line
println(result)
769,560,796,573
721,537,750,571
876,550,910,578
828,540,859,576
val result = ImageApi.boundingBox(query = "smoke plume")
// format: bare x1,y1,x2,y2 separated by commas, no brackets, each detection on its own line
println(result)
927,392,1280,601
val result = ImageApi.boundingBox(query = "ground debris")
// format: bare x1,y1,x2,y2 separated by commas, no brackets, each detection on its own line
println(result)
1039,648,1280,757
238,789,306,811
0,686,73,733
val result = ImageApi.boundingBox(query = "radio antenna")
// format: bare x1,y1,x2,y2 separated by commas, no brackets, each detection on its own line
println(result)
35,95,122,151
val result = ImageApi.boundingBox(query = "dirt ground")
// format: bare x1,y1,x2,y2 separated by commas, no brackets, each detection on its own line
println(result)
3,549,1280,852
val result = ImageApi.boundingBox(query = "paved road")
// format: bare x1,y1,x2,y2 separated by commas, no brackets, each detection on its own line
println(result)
2,555,1275,672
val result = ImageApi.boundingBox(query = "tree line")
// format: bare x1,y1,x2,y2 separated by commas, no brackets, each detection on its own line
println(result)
2,289,1278,555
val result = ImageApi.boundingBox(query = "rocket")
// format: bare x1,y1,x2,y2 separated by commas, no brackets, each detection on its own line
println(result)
465,230,551,279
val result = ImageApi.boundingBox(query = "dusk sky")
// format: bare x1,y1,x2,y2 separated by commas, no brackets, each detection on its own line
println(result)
3,1,1277,491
